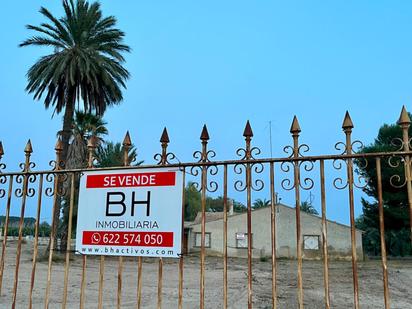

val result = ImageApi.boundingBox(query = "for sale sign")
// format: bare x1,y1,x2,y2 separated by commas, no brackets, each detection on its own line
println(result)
75,168,183,258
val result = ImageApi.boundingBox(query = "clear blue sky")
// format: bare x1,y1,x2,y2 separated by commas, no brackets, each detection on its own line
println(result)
1,1,412,224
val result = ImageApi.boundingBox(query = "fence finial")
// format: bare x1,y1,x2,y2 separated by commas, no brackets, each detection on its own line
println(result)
24,139,33,154
0,141,4,158
160,127,170,144
342,111,354,130
200,125,210,141
290,116,301,135
243,121,253,138
123,131,132,147
398,106,411,126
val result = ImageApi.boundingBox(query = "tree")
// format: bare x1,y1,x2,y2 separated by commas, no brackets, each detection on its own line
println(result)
355,114,412,256
65,110,108,169
95,141,141,168
20,0,130,163
253,198,270,209
184,183,246,221
300,201,319,215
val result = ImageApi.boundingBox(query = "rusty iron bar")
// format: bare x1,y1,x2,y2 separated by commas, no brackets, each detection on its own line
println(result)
290,116,304,309
62,173,76,309
199,125,209,309
0,175,13,296
223,164,228,309
98,256,105,309
12,140,33,309
398,106,412,243
270,162,277,309
243,121,254,309
178,166,186,309
80,136,98,309
157,259,163,309
157,129,169,309
320,160,330,309
376,158,390,308
44,139,62,309
115,132,132,309
28,174,44,309
1,151,412,178
136,256,143,309
343,112,360,309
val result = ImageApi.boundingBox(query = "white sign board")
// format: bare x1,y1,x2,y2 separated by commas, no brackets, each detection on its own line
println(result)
75,168,183,258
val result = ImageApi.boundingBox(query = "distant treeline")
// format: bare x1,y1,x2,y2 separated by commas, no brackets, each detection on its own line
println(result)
0,217,51,237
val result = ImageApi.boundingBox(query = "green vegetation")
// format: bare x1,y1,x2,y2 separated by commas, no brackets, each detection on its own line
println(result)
184,182,246,221
356,115,412,256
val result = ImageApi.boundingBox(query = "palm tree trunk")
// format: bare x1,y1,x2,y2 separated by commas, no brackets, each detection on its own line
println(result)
54,96,75,252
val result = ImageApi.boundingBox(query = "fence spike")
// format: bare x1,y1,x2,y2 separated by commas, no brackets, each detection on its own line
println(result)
160,127,170,144
342,111,354,130
0,141,3,157
290,116,301,134
243,121,253,138
123,131,132,147
200,125,210,141
398,105,411,125
24,139,33,153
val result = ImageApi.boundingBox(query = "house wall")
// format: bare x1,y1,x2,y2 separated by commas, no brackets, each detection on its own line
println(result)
188,205,363,260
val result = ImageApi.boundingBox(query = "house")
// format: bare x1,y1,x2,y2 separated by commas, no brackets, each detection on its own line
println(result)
185,202,363,260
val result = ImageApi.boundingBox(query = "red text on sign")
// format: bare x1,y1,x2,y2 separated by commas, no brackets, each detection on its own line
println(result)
82,231,174,247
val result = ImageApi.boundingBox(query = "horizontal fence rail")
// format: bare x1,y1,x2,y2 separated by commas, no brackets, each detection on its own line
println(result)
0,107,411,308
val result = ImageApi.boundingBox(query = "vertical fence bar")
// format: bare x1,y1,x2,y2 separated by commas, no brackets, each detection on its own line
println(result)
28,174,44,309
62,173,76,309
342,112,360,309
320,160,330,309
157,129,170,309
136,256,143,309
12,140,33,309
270,162,277,309
80,136,97,309
178,166,186,309
0,175,13,295
199,125,209,309
290,117,304,309
44,139,62,309
376,158,390,309
223,164,228,309
398,107,412,243
243,121,253,309
116,132,132,309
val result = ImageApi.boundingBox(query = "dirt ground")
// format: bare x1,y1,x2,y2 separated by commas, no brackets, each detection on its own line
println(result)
0,241,411,308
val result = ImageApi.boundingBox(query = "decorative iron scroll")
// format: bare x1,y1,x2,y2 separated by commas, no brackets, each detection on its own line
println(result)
280,116,315,191
333,134,368,190
190,125,219,193
234,121,264,192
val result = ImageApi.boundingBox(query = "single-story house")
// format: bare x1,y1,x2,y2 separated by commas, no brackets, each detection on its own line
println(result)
185,202,363,260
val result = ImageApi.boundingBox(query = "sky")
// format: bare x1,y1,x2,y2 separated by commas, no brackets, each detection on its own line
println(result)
1,1,412,224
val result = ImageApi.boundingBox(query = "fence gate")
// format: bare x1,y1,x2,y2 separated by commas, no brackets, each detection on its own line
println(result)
1,107,412,308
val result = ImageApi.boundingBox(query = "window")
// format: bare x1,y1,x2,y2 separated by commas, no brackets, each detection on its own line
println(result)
303,235,320,250
236,232,252,249
194,232,211,248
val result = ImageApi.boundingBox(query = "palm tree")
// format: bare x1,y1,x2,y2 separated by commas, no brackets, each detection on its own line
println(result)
95,141,142,168
253,198,271,209
300,201,319,215
20,0,130,162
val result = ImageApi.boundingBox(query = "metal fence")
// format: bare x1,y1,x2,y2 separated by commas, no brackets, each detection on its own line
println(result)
0,107,412,308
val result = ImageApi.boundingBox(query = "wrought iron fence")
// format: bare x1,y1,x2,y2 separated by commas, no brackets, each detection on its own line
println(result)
0,107,411,308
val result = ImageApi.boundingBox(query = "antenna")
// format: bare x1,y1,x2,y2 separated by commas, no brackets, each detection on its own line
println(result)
269,121,273,157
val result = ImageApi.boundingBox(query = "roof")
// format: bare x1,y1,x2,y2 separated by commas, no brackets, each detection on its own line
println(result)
186,203,362,232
